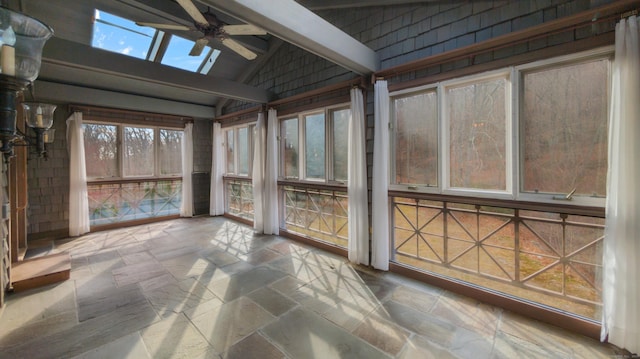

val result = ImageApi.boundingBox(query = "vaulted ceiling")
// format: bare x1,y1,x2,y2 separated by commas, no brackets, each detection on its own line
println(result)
10,0,417,117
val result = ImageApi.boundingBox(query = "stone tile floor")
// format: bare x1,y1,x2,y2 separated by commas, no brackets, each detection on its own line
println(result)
0,217,632,358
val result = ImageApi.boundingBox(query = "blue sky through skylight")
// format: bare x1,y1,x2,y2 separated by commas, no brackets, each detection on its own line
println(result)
92,10,155,60
161,36,208,72
91,9,218,74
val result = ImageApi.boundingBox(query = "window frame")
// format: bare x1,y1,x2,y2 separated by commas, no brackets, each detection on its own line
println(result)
223,122,255,177
83,120,184,181
513,47,613,207
387,47,613,207
278,103,350,184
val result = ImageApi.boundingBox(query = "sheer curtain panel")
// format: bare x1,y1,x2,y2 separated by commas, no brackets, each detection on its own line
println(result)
252,112,266,232
263,109,279,235
348,87,369,265
66,112,90,236
371,80,390,270
602,15,640,354
210,122,225,216
180,123,193,217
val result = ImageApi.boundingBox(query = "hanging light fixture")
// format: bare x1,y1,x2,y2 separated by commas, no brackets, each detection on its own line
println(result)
21,102,56,157
0,6,54,157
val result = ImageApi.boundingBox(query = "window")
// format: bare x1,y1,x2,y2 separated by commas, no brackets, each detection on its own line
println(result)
392,88,438,187
390,50,610,205
279,105,350,182
91,9,220,74
159,129,183,175
224,124,254,176
83,123,183,179
84,124,119,179
445,74,510,193
520,58,609,200
83,119,184,226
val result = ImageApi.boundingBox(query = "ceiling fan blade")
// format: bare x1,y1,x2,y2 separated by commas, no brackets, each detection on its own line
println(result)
222,24,267,36
189,38,209,56
176,0,208,25
136,22,193,31
222,38,257,60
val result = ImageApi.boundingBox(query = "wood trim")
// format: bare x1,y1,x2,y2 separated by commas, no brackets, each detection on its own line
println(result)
216,105,263,122
278,180,348,192
388,190,605,217
89,215,180,233
276,95,351,117
87,177,182,185
387,33,614,93
70,105,191,122
374,0,636,80
222,213,253,227
389,263,601,340
279,228,348,258
268,76,366,108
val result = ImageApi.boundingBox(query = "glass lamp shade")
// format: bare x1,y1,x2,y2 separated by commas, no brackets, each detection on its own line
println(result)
0,7,53,82
22,102,55,129
43,128,54,143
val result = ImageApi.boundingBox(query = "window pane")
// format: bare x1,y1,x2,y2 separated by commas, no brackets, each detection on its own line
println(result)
281,118,299,178
159,129,182,175
522,60,609,197
305,113,325,179
92,10,155,60
226,130,235,174
448,77,507,190
332,109,350,181
123,127,155,176
238,127,249,175
83,124,118,178
160,35,209,72
394,91,438,186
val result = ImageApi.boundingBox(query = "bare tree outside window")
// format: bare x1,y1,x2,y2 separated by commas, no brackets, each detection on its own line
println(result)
123,126,154,176
394,90,438,186
83,123,118,178
448,77,507,190
332,109,349,182
159,129,182,175
305,113,325,179
281,118,299,178
521,59,609,197
226,130,234,174
238,127,249,175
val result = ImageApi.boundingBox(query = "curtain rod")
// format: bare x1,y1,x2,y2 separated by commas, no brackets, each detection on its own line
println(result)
267,76,366,108
373,0,637,81
68,104,192,122
215,105,264,122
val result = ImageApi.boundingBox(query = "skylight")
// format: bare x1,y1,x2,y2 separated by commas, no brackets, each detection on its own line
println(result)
91,9,220,74
92,10,155,60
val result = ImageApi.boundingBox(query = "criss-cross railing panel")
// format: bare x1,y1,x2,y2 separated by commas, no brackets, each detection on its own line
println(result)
282,185,348,248
224,178,254,221
391,196,604,320
88,179,182,226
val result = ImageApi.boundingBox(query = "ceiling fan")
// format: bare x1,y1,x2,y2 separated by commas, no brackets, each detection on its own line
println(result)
136,0,266,60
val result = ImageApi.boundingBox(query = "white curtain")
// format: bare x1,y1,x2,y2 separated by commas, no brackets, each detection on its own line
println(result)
209,122,225,216
66,112,90,236
263,108,279,235
252,112,266,232
348,87,369,265
180,123,193,217
371,80,390,270
601,15,640,353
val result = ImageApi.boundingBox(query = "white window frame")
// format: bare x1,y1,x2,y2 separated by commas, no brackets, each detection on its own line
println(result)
278,103,350,184
387,47,612,207
389,83,440,193
223,123,255,177
514,47,613,207
84,121,183,181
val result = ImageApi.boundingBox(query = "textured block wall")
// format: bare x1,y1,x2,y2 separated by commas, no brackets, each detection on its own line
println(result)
27,109,70,237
